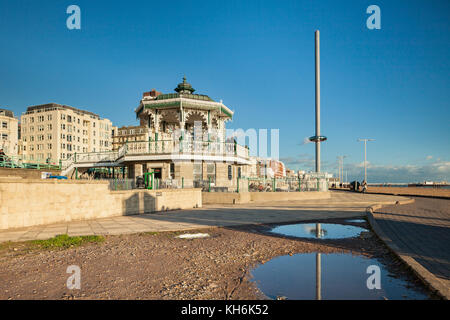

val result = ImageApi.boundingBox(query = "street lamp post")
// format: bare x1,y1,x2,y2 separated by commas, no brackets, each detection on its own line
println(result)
358,138,375,183
337,155,347,186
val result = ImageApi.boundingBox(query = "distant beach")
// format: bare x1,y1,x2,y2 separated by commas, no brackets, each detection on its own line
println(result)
366,186,450,198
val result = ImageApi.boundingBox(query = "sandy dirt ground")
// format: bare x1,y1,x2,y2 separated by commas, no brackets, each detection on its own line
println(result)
365,187,450,198
0,219,433,300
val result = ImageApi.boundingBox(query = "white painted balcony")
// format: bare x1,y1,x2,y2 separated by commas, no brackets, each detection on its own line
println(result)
122,140,250,159
61,140,250,172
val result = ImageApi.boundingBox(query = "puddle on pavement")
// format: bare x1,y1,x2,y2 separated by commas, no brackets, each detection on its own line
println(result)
270,223,367,239
251,253,429,300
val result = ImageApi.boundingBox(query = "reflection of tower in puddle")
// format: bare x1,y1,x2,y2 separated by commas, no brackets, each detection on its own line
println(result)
316,223,322,300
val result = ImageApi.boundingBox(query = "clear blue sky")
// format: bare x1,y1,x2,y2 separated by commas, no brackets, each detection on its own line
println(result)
0,0,449,183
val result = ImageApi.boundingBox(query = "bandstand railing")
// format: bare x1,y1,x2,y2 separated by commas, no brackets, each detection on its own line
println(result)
121,140,250,158
60,139,250,175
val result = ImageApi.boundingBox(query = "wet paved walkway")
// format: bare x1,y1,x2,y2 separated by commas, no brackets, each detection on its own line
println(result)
0,192,406,243
371,197,450,298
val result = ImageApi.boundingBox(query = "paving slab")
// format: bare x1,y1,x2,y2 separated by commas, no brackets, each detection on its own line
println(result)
368,197,450,299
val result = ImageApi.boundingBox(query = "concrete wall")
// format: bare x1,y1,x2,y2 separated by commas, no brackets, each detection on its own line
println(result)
0,178,202,230
0,167,61,179
202,191,330,204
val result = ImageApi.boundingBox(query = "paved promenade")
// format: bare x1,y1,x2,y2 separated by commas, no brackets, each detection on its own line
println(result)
0,192,405,243
370,197,450,299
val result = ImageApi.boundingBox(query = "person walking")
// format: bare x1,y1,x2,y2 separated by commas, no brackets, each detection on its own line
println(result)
361,180,368,193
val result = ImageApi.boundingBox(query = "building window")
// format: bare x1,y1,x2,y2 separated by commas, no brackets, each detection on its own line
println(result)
1,122,7,129
170,163,175,179
193,163,203,182
207,163,216,183
228,165,232,180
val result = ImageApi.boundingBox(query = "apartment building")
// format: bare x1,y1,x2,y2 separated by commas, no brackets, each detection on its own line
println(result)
19,103,113,163
0,108,19,155
112,125,150,151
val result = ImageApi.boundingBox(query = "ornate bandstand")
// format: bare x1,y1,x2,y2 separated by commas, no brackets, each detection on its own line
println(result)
62,77,251,189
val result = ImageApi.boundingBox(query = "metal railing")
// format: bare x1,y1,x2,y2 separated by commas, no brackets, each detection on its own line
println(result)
109,178,136,191
0,154,61,170
59,139,251,175
122,140,250,158
60,151,118,172
103,176,329,192
241,176,329,193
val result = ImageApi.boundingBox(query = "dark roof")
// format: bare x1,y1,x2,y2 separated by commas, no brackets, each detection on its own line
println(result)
26,103,100,119
156,93,214,102
0,108,14,118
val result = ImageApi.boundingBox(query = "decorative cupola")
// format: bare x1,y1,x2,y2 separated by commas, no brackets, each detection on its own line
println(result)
174,76,195,94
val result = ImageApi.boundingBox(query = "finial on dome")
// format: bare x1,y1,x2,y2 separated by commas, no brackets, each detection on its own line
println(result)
175,76,195,94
